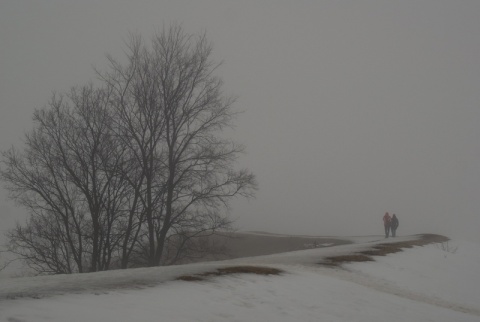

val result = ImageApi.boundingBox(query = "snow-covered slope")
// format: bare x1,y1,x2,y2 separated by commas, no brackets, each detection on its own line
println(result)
0,235,479,322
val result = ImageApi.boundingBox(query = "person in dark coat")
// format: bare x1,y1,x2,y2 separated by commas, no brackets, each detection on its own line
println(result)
391,214,399,237
383,212,391,238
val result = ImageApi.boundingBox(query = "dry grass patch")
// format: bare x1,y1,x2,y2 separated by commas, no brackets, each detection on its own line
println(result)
217,266,282,275
323,254,374,266
175,265,283,282
176,275,205,282
320,234,449,267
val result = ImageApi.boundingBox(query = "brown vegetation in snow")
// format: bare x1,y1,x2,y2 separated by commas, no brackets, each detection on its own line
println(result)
321,234,449,267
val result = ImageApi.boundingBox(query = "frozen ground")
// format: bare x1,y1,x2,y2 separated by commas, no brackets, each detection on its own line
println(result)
0,234,479,322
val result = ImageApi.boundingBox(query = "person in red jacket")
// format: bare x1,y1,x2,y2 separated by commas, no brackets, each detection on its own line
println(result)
383,212,391,238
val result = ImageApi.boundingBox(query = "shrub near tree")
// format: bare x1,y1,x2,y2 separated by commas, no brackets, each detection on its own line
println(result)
0,24,257,274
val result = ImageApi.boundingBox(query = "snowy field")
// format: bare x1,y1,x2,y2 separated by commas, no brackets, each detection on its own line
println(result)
0,235,479,322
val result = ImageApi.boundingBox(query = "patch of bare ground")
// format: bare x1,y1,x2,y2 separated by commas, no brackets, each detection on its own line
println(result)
320,234,449,267
175,266,283,282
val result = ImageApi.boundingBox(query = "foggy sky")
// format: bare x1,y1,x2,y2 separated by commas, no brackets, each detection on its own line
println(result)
1,1,479,242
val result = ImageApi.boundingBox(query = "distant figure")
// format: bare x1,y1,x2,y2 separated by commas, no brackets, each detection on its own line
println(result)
383,212,391,238
391,214,399,237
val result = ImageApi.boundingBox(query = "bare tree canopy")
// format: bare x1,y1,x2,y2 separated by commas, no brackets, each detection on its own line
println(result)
0,24,257,274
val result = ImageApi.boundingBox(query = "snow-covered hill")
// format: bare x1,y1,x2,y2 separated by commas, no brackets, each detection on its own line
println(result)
0,234,479,322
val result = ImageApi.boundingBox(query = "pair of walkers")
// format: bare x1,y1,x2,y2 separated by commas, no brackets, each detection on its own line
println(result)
383,212,399,238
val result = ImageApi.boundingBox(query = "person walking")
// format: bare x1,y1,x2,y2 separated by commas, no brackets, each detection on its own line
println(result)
391,214,399,237
383,212,391,238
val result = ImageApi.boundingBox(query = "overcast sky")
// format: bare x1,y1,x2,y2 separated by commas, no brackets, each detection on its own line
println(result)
1,1,479,242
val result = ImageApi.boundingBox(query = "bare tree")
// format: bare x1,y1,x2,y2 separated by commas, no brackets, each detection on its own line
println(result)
1,104,88,273
1,85,131,273
155,26,256,266
99,34,169,267
1,24,256,273
51,85,127,272
100,24,257,266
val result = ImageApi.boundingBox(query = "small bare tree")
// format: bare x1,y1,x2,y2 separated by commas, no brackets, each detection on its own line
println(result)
0,245,16,273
